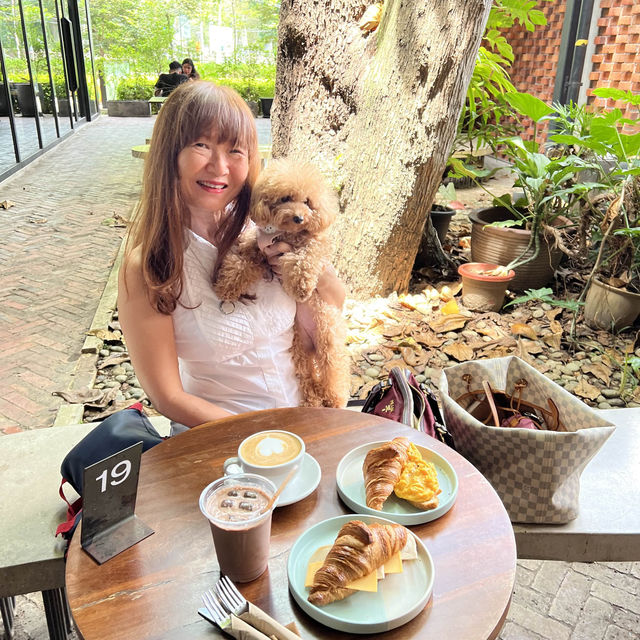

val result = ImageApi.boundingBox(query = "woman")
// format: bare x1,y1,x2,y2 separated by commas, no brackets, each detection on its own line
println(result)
118,81,345,433
181,58,200,81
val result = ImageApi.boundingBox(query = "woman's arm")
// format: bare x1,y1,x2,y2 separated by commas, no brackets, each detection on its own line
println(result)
117,248,232,427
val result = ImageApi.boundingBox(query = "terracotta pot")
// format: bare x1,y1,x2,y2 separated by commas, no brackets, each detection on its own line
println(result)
583,278,640,331
469,206,566,292
458,262,516,312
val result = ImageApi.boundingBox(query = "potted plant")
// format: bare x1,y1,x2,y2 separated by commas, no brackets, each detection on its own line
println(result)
458,262,516,312
107,77,154,117
551,88,640,331
453,91,600,292
0,82,10,116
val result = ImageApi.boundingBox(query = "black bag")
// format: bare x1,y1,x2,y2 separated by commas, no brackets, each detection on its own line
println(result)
360,367,455,448
56,403,164,540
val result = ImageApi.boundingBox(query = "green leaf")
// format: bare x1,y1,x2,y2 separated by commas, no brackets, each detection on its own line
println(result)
505,92,555,123
504,287,582,310
487,219,525,229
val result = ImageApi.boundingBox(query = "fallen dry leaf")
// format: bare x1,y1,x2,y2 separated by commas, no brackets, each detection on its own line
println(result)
545,308,563,322
53,388,104,404
573,379,600,401
413,331,447,348
510,323,538,340
521,339,543,354
87,328,122,342
83,386,120,409
458,237,471,249
440,299,460,315
401,346,429,367
382,325,404,338
443,343,474,362
382,358,410,373
582,362,611,385
482,345,515,359
439,285,454,302
542,332,563,349
97,354,130,369
0,199,16,209
474,325,505,340
430,313,469,333
549,319,563,335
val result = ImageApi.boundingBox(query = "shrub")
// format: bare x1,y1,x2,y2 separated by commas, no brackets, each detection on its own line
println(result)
115,76,155,100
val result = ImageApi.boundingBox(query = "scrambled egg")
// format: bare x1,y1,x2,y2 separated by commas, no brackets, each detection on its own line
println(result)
394,444,440,507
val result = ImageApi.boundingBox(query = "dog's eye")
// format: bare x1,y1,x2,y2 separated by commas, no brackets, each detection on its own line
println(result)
304,198,312,207
279,195,293,204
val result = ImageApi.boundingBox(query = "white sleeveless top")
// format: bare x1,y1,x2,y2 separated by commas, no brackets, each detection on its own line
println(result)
171,230,300,431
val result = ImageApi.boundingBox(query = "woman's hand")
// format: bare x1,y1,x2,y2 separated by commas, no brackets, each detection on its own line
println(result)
261,242,346,309
262,240,292,278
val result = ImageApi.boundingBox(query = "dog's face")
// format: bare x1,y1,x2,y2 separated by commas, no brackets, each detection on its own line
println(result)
250,159,338,235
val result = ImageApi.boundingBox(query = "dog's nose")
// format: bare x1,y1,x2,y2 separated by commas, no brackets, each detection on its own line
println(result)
293,216,304,224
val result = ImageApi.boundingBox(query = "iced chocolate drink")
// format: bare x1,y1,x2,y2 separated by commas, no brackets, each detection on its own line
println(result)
199,474,276,582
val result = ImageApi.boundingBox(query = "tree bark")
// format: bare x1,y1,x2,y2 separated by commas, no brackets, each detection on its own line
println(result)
273,0,491,298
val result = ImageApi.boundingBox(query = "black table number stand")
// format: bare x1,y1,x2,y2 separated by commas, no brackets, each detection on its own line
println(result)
81,441,154,564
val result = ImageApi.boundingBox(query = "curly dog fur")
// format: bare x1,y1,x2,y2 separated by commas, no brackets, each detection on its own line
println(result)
214,158,350,407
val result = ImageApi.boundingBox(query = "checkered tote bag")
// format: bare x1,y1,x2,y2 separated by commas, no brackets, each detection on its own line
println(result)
440,356,615,523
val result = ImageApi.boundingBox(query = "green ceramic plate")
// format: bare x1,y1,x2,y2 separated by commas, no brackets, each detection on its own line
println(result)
336,441,458,525
287,514,434,634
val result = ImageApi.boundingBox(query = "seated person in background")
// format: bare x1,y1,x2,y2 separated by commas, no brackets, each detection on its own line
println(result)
182,57,201,81
154,61,188,97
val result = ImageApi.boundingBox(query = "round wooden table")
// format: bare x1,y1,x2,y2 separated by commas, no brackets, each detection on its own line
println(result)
66,408,516,639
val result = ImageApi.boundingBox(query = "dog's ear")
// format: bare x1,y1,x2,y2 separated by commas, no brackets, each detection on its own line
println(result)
311,182,339,228
250,196,272,226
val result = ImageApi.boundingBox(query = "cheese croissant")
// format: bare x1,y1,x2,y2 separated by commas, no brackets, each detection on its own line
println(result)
308,520,408,606
362,437,410,510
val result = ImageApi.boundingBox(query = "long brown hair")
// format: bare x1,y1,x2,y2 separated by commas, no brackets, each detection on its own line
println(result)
125,81,260,313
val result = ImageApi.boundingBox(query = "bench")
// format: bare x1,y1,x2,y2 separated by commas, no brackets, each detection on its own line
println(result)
0,416,170,639
513,407,640,561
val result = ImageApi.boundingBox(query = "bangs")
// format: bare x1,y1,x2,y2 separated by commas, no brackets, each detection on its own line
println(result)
182,84,257,152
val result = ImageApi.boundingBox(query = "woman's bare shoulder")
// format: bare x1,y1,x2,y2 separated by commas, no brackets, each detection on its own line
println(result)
119,245,145,297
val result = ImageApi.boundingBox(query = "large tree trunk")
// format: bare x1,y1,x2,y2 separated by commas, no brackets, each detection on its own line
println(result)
273,0,491,298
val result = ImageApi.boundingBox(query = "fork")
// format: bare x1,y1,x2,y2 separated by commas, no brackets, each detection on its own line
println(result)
201,589,271,640
215,576,301,640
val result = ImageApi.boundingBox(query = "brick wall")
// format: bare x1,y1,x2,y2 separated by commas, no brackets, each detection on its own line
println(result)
505,0,566,144
589,0,640,119
505,0,640,141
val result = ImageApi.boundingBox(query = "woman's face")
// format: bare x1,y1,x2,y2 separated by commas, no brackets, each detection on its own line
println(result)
177,128,249,219
183,63,193,75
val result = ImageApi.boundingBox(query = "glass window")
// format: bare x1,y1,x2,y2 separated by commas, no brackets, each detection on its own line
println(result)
24,0,58,145
77,0,97,117
0,0,40,161
41,0,71,134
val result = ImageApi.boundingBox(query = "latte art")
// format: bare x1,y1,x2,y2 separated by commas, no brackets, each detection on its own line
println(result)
241,431,302,467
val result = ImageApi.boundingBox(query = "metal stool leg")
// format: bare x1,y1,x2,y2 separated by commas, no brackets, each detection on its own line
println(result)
0,596,16,640
42,589,69,640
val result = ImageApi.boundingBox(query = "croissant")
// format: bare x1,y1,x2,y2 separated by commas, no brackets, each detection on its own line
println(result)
308,520,408,606
362,437,410,510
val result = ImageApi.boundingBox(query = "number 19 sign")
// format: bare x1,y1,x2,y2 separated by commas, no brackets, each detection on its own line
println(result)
81,441,154,564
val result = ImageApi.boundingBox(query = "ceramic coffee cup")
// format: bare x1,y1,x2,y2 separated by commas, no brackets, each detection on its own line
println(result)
223,430,305,487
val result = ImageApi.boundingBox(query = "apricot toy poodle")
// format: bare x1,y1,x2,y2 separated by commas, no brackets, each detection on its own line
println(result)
214,158,350,408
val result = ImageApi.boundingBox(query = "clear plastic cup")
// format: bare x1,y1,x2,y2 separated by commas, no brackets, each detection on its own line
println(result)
199,473,276,582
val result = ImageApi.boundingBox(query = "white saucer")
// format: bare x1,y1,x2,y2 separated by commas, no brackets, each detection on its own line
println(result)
277,453,321,507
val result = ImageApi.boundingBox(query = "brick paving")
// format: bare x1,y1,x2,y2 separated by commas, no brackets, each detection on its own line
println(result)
1,115,638,639
0,116,154,433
